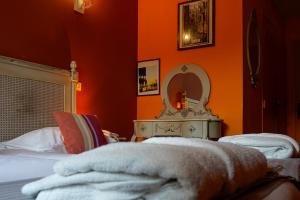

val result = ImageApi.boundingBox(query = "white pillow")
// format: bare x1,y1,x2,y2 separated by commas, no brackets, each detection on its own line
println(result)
2,127,65,152
1,127,119,153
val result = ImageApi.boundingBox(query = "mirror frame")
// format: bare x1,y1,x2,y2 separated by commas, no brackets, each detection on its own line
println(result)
156,64,218,120
246,9,261,88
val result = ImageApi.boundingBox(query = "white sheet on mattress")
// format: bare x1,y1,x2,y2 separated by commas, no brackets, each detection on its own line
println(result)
0,149,70,183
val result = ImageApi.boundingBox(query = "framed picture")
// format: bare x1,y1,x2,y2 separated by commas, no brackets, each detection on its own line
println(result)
178,0,215,50
137,59,160,96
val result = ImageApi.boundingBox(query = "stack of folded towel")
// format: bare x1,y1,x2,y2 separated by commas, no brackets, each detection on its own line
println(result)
219,133,300,159
22,139,267,200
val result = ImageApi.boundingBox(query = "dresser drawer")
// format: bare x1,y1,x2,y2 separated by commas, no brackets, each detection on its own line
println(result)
133,119,221,140
153,122,182,136
182,121,208,138
134,121,153,138
208,121,222,139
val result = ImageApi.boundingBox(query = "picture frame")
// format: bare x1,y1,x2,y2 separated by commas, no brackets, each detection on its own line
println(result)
178,0,215,50
137,59,160,96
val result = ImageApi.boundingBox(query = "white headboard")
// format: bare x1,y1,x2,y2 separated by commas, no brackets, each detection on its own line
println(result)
0,55,77,141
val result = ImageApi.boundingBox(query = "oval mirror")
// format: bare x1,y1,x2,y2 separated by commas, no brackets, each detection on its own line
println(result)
167,72,202,110
157,64,215,120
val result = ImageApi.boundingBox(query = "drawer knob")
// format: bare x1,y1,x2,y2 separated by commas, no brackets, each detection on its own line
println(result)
140,124,146,131
189,125,196,133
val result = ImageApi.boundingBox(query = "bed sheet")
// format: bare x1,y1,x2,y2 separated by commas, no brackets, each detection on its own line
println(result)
0,178,36,200
268,158,300,181
0,149,70,183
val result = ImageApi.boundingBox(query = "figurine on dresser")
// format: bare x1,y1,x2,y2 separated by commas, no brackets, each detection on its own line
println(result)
133,64,222,140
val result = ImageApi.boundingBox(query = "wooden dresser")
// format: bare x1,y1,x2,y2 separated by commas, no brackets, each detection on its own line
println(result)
134,119,221,139
133,64,222,140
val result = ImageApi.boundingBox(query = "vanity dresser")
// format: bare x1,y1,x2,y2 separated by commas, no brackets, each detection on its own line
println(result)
133,64,222,140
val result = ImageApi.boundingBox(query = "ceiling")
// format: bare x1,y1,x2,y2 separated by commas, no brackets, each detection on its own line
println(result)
273,0,300,19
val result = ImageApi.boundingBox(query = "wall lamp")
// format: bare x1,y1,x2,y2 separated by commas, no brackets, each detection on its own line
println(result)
74,0,92,14
70,61,82,92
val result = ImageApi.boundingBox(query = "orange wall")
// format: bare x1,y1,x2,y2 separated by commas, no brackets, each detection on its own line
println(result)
138,0,243,135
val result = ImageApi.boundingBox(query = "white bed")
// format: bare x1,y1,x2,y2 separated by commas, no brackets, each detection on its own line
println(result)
0,126,116,184
1,130,300,200
0,149,69,183
0,125,70,183
18,137,300,200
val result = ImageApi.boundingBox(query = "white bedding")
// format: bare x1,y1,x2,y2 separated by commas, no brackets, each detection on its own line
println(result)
0,127,118,184
0,149,70,183
23,140,267,200
219,133,299,159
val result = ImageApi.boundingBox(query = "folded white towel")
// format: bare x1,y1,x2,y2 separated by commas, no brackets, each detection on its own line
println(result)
143,137,268,193
23,143,226,200
219,133,299,159
22,141,267,200
260,133,300,156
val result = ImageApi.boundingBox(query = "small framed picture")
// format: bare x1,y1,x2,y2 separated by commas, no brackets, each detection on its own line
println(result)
137,59,160,96
178,0,215,50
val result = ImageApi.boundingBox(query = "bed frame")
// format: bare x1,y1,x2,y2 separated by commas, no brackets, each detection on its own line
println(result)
0,55,78,142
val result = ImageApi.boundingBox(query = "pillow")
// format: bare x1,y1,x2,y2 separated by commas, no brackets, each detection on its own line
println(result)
102,129,119,143
54,112,108,154
2,127,65,152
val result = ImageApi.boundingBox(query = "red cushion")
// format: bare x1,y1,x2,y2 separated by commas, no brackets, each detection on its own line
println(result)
54,112,108,154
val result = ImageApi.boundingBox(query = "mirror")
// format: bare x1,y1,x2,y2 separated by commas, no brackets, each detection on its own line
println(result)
157,64,219,120
167,73,202,110
246,9,261,88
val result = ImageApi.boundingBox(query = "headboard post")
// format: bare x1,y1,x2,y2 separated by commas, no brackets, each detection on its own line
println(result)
70,61,78,113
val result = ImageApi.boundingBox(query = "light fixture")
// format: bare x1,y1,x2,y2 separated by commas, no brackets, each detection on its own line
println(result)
76,82,82,92
70,61,82,92
184,33,190,41
73,0,92,14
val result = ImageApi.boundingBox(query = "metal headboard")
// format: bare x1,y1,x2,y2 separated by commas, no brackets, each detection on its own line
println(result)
0,56,78,141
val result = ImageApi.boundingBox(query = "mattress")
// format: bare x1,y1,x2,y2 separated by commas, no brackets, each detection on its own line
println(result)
0,179,36,200
0,149,69,183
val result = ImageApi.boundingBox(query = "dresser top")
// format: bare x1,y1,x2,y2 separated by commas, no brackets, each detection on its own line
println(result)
134,119,222,122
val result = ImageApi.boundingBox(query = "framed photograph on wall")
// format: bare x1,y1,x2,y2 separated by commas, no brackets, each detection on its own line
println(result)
137,59,160,96
178,0,215,50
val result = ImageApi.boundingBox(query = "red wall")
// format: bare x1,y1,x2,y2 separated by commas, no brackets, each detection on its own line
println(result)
0,0,71,68
0,0,137,138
